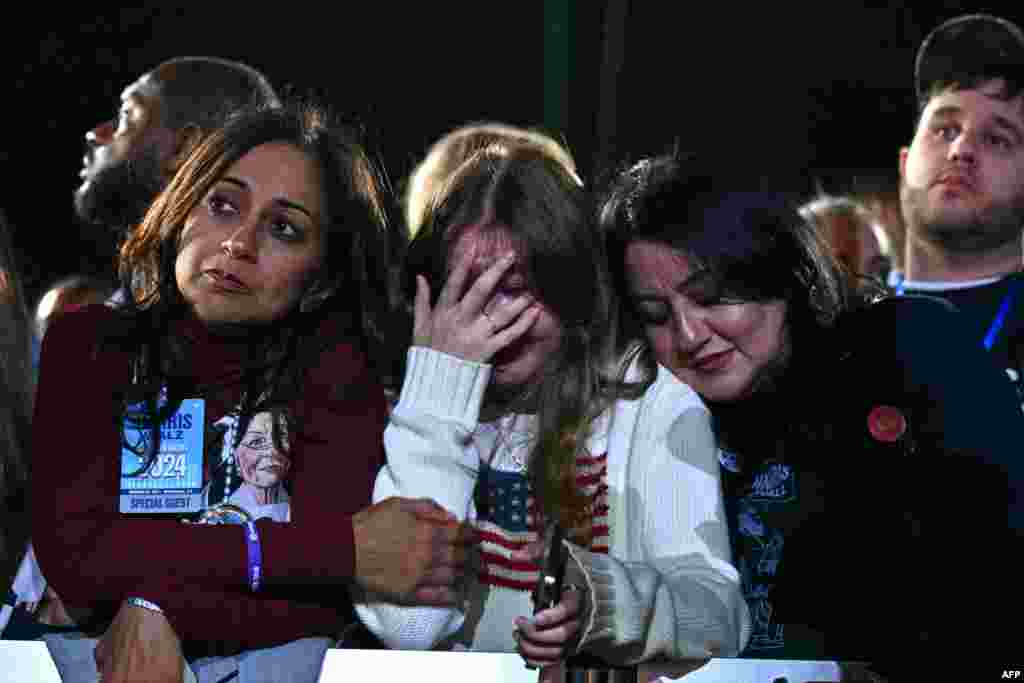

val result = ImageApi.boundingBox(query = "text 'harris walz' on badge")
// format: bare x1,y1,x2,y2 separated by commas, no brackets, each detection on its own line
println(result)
120,398,205,514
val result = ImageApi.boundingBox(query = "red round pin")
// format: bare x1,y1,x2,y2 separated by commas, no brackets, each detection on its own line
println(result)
867,405,907,443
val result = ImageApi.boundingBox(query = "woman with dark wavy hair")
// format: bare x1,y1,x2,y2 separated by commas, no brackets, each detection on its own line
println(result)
0,208,35,630
599,152,1021,679
357,137,749,677
31,103,472,683
1,210,81,642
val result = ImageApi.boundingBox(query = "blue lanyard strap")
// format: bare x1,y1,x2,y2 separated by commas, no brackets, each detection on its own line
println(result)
983,279,1020,351
891,271,906,296
893,274,1020,351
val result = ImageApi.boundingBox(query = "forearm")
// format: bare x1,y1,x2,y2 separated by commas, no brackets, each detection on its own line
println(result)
378,346,491,520
354,347,490,647
117,589,347,654
353,467,468,649
574,373,749,662
568,545,748,661
354,599,463,651
33,477,362,608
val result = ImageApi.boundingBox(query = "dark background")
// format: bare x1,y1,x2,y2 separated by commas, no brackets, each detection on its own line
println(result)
4,1,1022,306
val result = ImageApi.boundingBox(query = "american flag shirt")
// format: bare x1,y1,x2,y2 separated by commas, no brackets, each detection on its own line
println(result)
471,413,611,592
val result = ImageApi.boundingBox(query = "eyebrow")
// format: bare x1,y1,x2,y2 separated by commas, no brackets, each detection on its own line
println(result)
928,105,1024,139
992,114,1024,140
220,177,315,220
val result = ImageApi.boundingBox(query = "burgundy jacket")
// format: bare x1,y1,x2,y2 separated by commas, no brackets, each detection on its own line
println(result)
31,304,386,652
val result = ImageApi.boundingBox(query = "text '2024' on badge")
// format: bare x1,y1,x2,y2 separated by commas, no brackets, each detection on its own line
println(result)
120,398,206,514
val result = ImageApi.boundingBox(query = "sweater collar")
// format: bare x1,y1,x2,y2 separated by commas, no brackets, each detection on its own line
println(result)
169,310,281,389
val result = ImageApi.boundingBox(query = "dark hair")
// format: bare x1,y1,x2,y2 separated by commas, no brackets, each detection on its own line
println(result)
600,152,881,469
152,57,281,133
600,152,854,377
913,15,1024,126
0,208,33,590
108,101,395,471
403,143,615,532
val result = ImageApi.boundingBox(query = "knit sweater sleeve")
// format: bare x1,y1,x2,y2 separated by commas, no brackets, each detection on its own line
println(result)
30,306,386,649
568,367,750,662
354,346,490,650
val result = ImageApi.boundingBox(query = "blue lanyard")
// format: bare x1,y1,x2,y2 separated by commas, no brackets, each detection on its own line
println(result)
892,273,1019,351
982,281,1020,351
891,272,906,297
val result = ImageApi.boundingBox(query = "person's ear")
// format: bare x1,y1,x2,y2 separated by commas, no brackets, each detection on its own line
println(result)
163,125,205,180
898,146,910,181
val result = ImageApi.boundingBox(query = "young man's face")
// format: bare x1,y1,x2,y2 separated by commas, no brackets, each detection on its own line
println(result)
899,78,1024,254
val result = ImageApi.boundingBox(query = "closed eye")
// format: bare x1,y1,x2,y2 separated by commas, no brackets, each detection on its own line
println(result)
691,294,743,308
633,298,670,325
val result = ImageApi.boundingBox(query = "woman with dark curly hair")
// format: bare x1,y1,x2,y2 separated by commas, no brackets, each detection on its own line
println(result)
599,152,1021,679
31,103,472,683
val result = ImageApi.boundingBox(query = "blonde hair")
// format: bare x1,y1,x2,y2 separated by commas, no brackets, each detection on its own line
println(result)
404,122,581,239
799,194,891,284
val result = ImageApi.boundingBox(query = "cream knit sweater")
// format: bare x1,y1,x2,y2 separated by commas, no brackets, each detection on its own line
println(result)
355,347,750,663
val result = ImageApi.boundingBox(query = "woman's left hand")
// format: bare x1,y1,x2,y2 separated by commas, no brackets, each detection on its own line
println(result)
94,602,184,683
510,539,586,668
513,588,585,668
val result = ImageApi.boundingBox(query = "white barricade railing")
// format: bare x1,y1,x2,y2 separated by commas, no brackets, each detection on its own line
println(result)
0,641,63,682
1,639,844,682
317,650,843,682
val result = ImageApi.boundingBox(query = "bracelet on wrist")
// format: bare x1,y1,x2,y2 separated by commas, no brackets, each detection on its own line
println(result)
125,596,163,614
245,520,262,592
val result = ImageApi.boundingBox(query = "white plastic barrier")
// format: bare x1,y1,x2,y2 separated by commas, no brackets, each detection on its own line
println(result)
0,641,62,682
1,642,845,683
656,658,842,682
317,650,843,682
319,649,539,682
